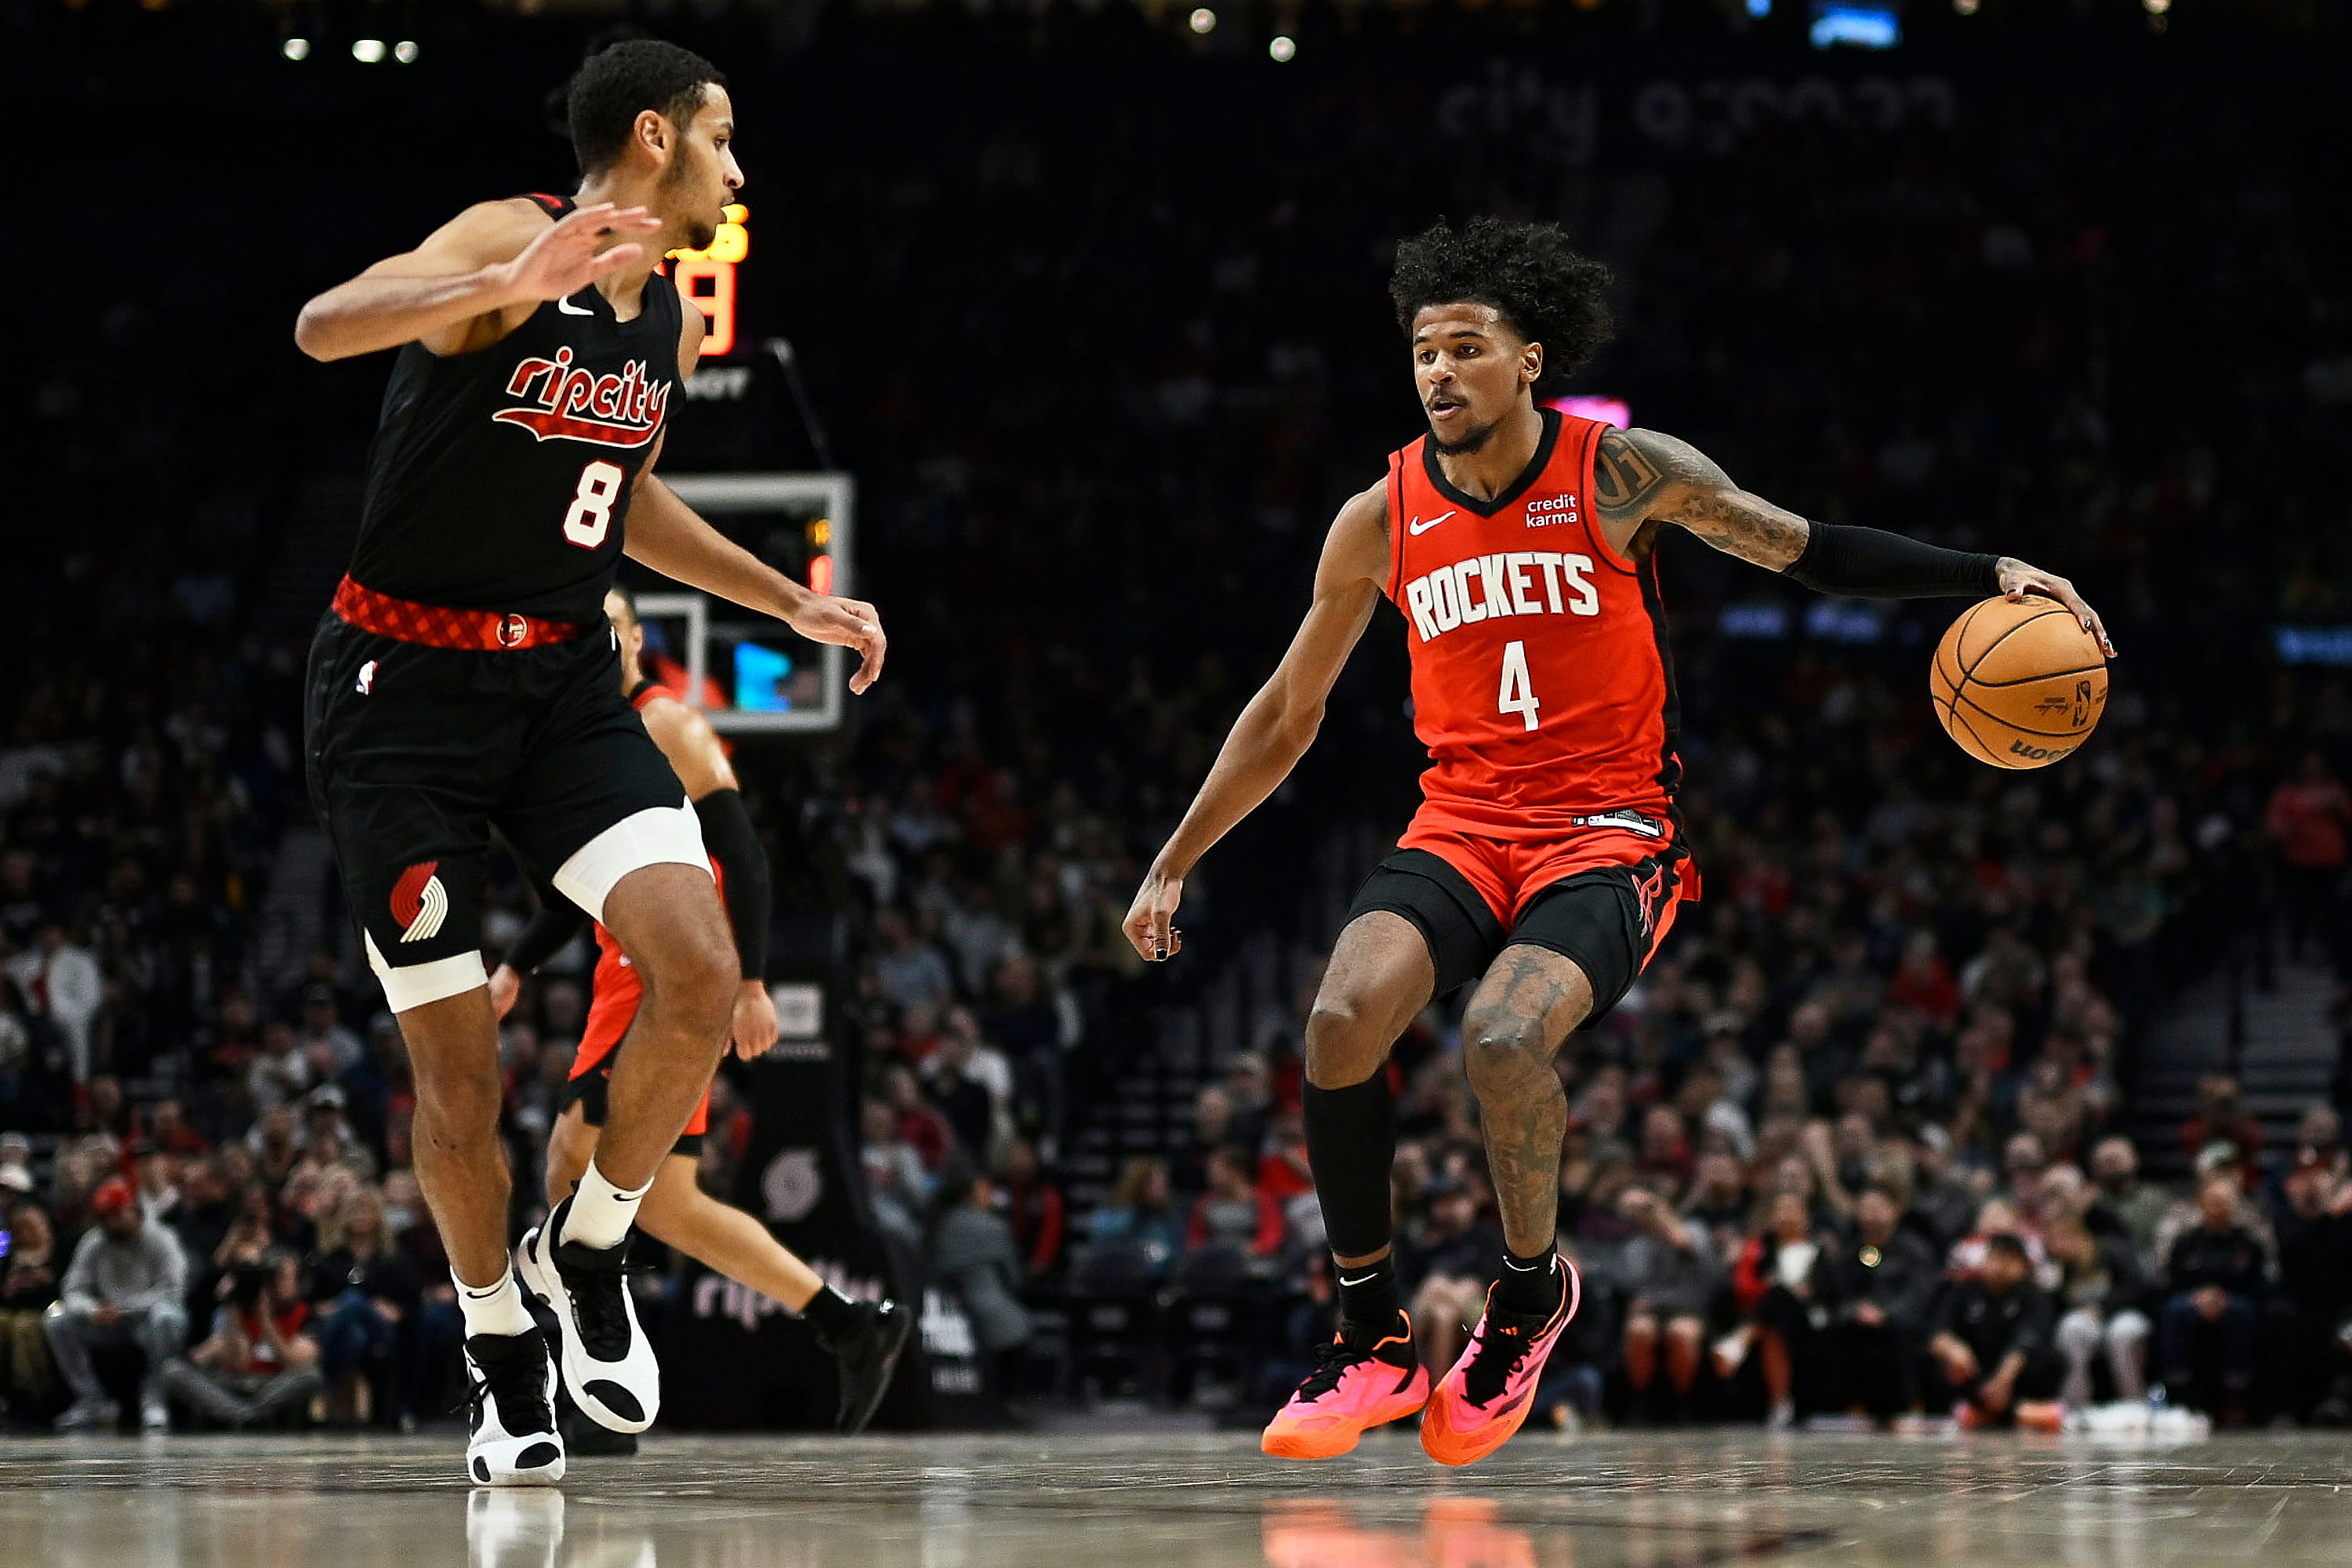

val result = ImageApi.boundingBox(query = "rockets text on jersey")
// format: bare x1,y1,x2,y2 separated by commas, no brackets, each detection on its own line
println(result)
1383,406,1684,845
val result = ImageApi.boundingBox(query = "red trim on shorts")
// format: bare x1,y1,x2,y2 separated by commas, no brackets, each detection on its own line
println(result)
332,575,589,652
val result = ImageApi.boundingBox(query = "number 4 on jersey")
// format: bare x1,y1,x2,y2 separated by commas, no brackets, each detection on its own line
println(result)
1498,640,1541,731
562,459,625,549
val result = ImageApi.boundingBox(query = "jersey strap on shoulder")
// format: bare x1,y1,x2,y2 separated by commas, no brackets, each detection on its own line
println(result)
522,191,576,220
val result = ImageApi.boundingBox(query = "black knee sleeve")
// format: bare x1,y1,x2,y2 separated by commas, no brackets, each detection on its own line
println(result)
1304,1073,1398,1259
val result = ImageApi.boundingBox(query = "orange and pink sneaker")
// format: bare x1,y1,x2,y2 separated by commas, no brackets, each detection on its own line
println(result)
1261,1312,1432,1460
1420,1257,1579,1468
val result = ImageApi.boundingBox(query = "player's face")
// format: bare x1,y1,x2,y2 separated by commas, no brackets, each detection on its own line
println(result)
1411,304,1542,456
604,591,644,675
660,86,744,252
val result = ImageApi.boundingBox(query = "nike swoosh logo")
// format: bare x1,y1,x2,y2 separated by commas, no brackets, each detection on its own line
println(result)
556,296,593,316
1407,510,1457,535
1339,1272,1381,1287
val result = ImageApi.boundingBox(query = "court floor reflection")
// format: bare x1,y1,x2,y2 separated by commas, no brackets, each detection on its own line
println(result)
2,1428,2349,1567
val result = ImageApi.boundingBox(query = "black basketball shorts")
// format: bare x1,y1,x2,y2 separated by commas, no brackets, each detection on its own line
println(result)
1341,841,1691,1025
303,615,709,1012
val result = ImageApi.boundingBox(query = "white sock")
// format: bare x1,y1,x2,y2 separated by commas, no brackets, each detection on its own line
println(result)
454,1268,534,1338
561,1161,651,1251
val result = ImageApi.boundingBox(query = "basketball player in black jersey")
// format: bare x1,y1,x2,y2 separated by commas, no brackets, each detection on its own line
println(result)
296,40,886,1485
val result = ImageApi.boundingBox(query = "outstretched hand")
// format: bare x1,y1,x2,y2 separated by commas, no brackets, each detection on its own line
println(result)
496,202,662,304
1123,869,1185,963
786,593,888,694
1996,557,2116,658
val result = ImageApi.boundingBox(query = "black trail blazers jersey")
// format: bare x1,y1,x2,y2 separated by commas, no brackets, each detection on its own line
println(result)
343,194,687,626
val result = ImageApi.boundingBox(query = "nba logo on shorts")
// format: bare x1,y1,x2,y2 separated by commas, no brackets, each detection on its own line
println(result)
391,859,448,944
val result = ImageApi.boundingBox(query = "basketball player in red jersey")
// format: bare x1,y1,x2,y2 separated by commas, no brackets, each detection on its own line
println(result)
489,590,910,1446
1125,217,2111,1466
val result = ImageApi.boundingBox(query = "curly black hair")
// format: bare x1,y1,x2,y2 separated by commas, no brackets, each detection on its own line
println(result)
567,39,726,176
1388,217,1615,386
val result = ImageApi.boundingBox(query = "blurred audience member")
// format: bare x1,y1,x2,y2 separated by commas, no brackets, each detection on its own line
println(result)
1617,1183,1720,1413
44,1178,187,1432
2047,1214,2151,1407
1929,1233,2063,1431
1088,1157,1181,1278
159,1248,321,1430
0,1197,60,1419
2158,1176,2269,1417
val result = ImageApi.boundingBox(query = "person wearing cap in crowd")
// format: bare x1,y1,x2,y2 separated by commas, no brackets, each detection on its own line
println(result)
42,1176,188,1432
293,982,365,1083
300,1083,375,1180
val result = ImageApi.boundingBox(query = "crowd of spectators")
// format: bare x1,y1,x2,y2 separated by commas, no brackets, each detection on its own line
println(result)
7,2,2351,1432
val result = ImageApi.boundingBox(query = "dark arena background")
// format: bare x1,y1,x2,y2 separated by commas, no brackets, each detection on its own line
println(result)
7,0,2352,1562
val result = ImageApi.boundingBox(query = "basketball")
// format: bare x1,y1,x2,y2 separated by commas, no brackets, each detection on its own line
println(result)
1930,596,2109,769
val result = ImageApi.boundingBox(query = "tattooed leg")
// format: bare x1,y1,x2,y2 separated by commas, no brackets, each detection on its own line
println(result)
1459,944,1595,1258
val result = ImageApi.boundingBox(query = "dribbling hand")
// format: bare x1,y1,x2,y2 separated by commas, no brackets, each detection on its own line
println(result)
785,594,888,694
1994,557,2115,658
1123,869,1185,963
495,202,663,305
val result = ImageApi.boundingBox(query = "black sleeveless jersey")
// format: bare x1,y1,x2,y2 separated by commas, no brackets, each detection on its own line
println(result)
343,194,687,625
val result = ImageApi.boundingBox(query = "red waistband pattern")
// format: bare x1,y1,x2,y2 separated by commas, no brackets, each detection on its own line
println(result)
332,576,588,652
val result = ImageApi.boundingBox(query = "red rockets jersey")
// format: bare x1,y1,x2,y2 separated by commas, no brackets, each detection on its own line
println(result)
1383,407,1683,842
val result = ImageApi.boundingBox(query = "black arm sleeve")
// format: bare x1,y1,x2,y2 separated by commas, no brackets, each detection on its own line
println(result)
695,787,771,982
1783,522,2002,600
504,898,589,975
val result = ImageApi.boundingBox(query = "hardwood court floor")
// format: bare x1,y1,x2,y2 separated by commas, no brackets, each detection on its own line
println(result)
1,1425,2346,1566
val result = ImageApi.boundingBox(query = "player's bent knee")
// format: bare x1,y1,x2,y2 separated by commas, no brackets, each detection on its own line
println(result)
1304,998,1391,1086
640,929,739,1035
1461,1009,1548,1079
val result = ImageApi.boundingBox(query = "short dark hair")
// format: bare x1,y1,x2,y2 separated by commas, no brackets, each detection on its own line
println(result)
1389,217,1615,386
566,39,725,176
1984,1232,2031,1265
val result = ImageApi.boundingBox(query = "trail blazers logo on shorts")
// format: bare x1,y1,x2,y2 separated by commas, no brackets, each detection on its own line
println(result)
390,860,448,944
492,347,670,448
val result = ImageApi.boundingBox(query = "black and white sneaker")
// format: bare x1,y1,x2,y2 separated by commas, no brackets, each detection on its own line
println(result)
816,1298,912,1436
464,1330,564,1486
516,1197,659,1434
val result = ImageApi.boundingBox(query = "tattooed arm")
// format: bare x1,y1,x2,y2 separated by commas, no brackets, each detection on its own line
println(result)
1590,426,2114,655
